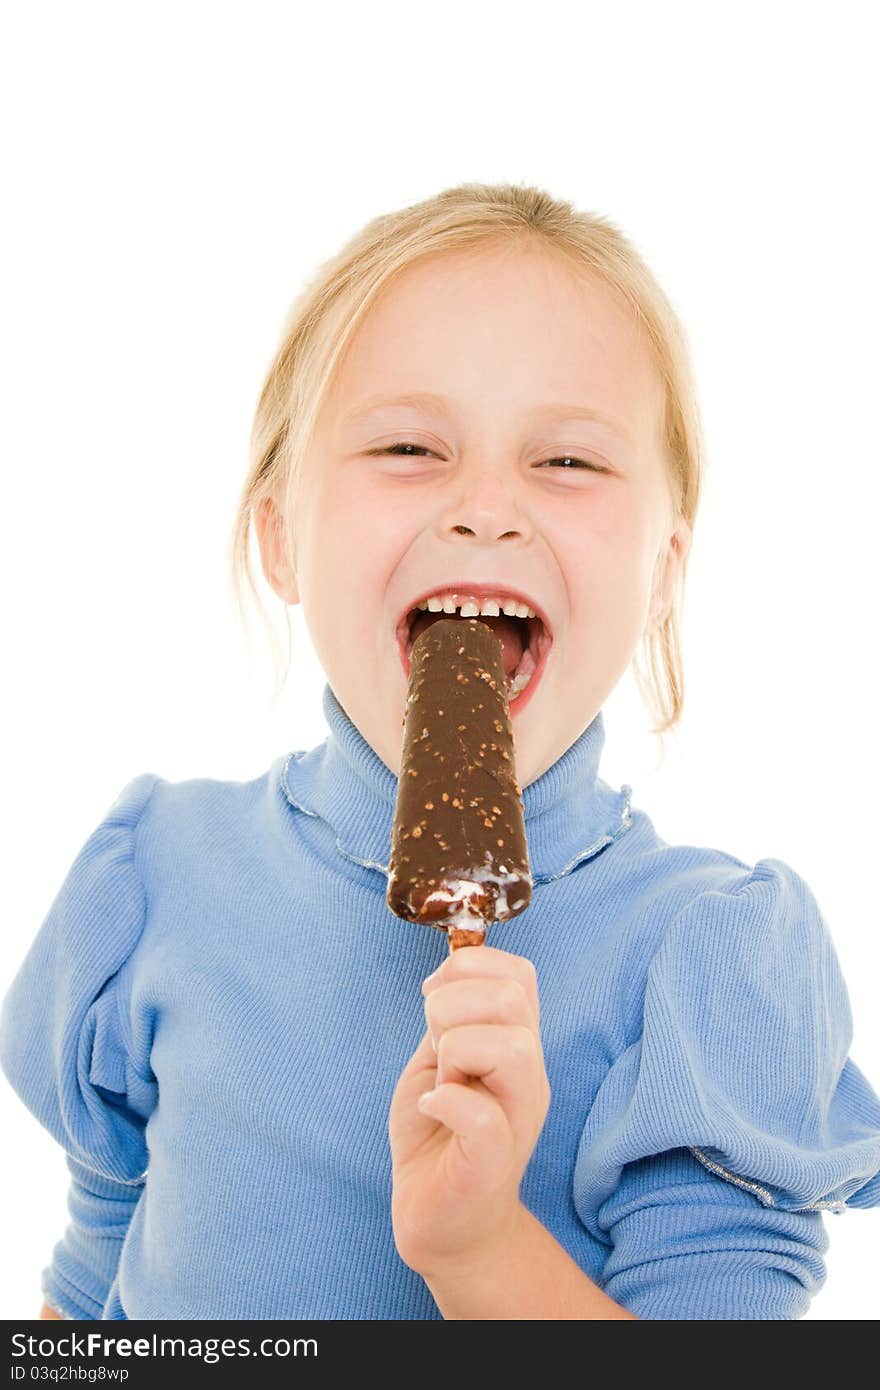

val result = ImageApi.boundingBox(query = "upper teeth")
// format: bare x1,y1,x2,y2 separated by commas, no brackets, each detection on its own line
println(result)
417,593,536,619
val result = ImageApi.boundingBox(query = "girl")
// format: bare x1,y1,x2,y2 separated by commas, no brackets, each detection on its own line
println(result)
3,182,879,1322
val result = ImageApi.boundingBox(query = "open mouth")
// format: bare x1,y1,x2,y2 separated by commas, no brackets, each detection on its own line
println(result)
395,594,554,715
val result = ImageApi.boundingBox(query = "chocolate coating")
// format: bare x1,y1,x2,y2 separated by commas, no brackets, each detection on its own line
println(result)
386,617,532,931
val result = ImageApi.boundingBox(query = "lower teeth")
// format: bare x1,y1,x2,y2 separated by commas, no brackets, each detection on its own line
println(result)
506,648,538,698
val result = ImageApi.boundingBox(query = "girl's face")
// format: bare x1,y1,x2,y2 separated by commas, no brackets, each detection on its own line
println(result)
259,243,690,786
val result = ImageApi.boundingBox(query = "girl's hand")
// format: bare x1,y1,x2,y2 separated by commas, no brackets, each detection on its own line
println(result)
388,945,551,1279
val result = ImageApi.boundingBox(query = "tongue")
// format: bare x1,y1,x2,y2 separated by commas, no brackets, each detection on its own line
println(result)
408,611,525,677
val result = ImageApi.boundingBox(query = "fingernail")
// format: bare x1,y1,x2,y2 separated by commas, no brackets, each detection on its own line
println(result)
418,1090,437,1112
428,1029,437,1053
422,968,440,992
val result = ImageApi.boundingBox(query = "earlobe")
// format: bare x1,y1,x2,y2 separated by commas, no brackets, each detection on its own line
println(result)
255,497,299,605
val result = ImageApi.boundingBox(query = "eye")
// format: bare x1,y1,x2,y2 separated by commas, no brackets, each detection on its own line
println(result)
368,441,437,457
537,455,606,471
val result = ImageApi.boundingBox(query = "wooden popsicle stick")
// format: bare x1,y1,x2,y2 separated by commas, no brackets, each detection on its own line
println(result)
447,925,488,951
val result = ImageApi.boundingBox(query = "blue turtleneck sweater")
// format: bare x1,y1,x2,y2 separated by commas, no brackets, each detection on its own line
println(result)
2,686,880,1321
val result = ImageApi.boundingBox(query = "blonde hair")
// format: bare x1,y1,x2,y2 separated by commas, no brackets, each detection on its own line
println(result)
229,182,703,744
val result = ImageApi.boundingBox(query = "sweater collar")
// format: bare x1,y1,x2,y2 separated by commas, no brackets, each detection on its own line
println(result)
279,683,633,885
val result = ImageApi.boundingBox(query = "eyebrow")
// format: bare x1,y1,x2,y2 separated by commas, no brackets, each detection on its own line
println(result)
343,391,634,443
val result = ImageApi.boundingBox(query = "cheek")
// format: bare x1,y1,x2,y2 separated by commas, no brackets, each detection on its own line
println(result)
556,496,658,630
303,472,370,566
302,475,400,605
555,492,648,574
292,481,346,613
315,466,408,539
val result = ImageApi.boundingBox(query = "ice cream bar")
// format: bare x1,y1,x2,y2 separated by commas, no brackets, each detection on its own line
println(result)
386,616,532,951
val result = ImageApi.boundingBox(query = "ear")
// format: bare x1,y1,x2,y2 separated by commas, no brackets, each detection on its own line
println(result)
649,517,692,630
254,497,299,605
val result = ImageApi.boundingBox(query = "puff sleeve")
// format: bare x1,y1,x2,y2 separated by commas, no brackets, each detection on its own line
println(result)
573,857,880,1320
0,774,160,1320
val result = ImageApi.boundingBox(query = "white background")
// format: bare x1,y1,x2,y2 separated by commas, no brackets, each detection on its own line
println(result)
1,0,877,1321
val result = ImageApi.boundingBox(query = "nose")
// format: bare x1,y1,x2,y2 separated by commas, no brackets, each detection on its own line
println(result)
435,468,535,545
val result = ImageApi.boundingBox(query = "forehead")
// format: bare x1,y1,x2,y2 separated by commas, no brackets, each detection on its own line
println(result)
321,243,665,444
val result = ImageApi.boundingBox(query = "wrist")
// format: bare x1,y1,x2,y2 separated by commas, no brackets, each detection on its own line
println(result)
416,1199,529,1291
417,1201,636,1320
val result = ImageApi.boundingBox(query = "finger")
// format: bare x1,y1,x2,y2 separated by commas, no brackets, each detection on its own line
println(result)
425,976,537,1045
388,1030,438,1151
393,1028,437,1097
422,945,540,1023
417,1082,515,1183
435,1023,549,1137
